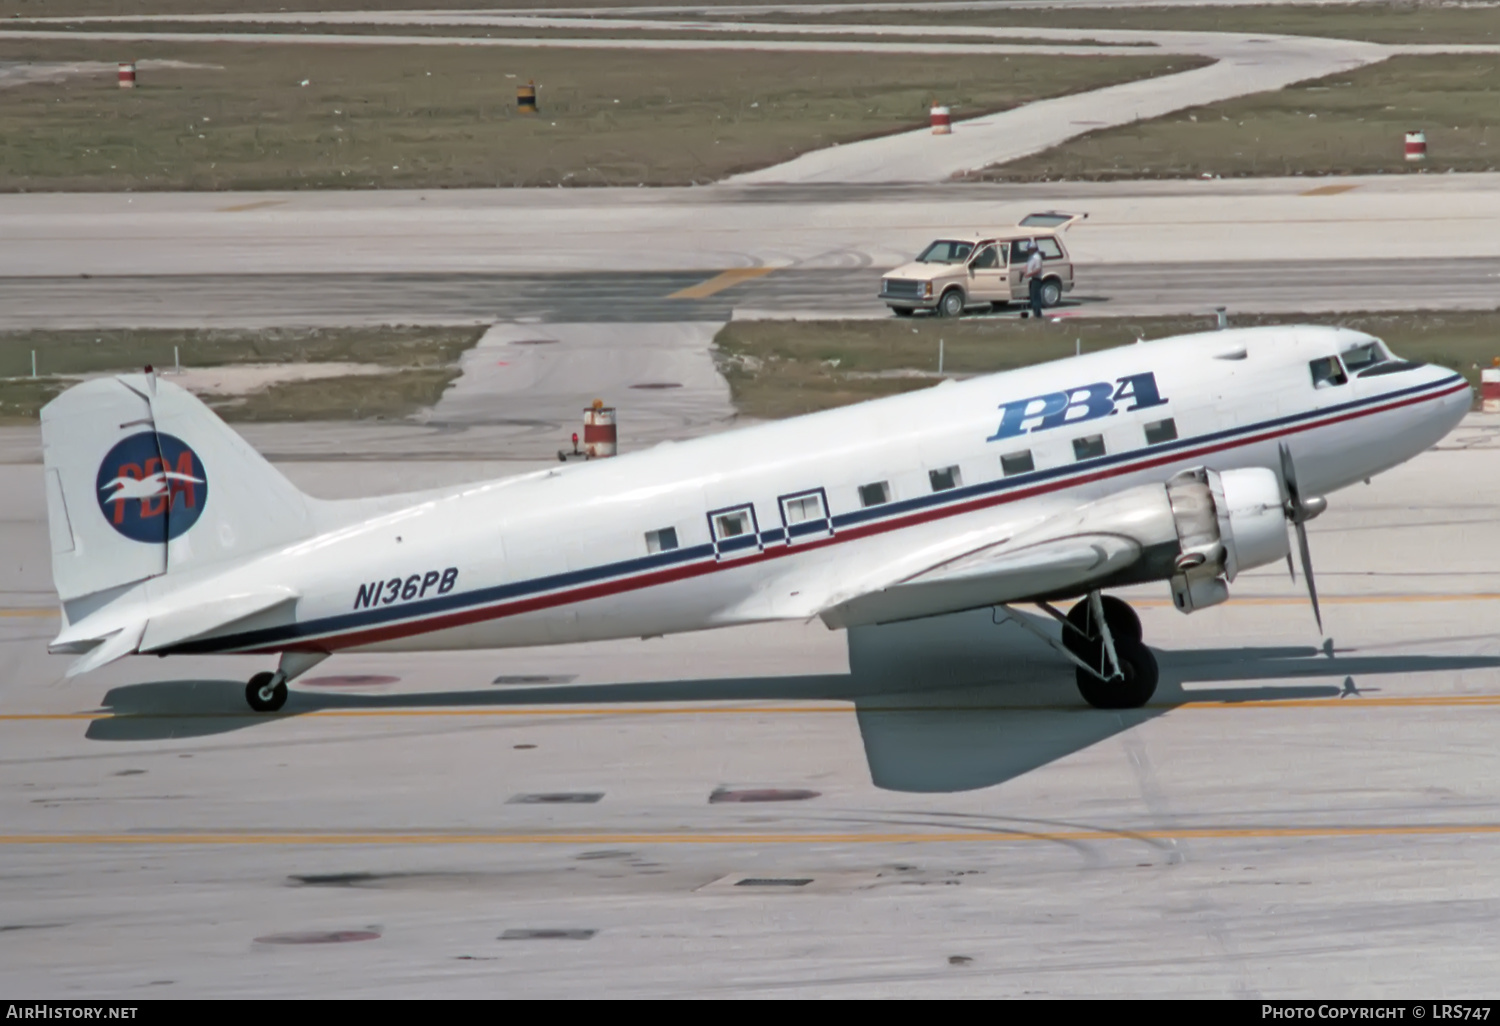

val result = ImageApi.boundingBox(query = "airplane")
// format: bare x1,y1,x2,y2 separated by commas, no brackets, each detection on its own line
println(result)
39,325,1470,714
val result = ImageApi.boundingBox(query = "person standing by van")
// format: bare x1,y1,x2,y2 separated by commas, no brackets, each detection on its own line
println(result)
1022,239,1045,318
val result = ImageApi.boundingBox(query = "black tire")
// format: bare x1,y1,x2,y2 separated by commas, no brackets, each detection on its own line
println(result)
1039,279,1063,308
1064,595,1142,656
937,288,965,318
246,671,288,713
1076,638,1158,710
891,306,915,318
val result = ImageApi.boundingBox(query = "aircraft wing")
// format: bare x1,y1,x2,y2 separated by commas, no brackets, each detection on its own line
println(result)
817,531,1145,630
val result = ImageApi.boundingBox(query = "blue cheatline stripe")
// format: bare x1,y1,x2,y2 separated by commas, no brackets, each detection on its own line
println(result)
171,373,1465,655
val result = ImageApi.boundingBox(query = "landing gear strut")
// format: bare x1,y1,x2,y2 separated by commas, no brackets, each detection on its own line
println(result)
244,651,330,713
1060,594,1157,710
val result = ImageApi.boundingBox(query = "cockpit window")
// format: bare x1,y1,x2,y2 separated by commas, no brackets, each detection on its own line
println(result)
1309,356,1349,389
1340,341,1389,373
918,240,974,264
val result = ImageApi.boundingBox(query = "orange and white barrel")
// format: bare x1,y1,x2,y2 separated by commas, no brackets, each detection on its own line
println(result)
930,106,951,135
118,62,136,89
1405,130,1426,162
583,400,616,458
1481,363,1500,414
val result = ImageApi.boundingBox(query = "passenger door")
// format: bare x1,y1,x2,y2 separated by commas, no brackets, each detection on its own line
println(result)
965,242,1008,302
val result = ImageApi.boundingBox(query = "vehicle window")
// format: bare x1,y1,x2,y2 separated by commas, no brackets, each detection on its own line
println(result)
712,510,751,539
1144,418,1178,446
928,466,962,492
1073,435,1106,461
1309,356,1349,389
645,527,679,553
858,481,891,508
1340,342,1388,372
1000,450,1034,476
970,245,999,270
1019,213,1073,228
1035,238,1064,259
917,240,974,264
783,494,823,524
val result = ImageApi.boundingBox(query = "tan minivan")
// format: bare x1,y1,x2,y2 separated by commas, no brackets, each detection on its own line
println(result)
879,212,1086,317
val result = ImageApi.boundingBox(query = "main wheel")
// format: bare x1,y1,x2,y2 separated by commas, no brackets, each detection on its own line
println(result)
937,288,965,318
1076,638,1158,710
246,671,288,713
1063,595,1142,657
1039,279,1063,308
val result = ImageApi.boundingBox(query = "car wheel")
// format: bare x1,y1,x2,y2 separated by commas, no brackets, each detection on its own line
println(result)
890,306,914,317
937,289,965,318
1040,279,1063,308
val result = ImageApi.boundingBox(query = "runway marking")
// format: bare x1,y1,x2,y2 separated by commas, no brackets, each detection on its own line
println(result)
0,608,55,618
7,692,1500,724
216,200,288,213
667,267,776,299
6,822,1500,847
1300,184,1360,197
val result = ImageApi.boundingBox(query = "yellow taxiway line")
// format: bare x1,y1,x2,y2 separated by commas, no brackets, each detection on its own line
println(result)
4,822,1500,847
667,267,776,299
217,199,288,213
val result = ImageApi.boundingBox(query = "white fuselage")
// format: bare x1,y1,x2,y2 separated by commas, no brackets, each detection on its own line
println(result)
163,326,1470,659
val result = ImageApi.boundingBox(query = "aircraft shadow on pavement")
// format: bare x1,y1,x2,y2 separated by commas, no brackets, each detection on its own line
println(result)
86,608,1500,793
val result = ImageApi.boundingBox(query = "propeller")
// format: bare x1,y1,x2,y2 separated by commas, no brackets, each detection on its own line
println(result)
1278,443,1328,633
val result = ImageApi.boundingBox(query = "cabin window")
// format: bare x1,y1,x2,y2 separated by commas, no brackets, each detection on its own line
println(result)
858,481,891,508
1000,450,1034,476
1073,434,1106,461
783,494,823,524
1143,418,1178,446
1309,356,1348,389
645,527,678,554
712,510,752,539
928,466,962,492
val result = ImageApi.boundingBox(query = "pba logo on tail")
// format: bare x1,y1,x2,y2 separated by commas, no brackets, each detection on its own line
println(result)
95,432,208,543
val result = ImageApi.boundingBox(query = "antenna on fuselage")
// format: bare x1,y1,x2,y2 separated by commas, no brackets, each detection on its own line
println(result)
1215,307,1229,330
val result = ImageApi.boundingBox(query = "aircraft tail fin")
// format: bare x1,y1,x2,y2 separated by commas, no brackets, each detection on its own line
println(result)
41,372,318,626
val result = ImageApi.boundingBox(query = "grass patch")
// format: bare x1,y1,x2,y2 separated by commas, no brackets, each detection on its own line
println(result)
736,2,1500,47
0,325,483,423
0,38,1201,190
715,311,1500,419
973,55,1500,181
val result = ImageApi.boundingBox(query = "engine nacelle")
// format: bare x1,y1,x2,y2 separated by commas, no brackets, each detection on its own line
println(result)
1165,466,1290,613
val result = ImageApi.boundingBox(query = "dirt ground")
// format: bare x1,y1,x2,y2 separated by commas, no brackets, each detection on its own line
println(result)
975,55,1500,182
0,38,1199,190
0,326,483,422
714,311,1500,420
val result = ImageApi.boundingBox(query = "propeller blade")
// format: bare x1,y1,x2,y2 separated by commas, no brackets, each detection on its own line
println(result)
1286,552,1296,583
1294,519,1323,634
1278,442,1302,510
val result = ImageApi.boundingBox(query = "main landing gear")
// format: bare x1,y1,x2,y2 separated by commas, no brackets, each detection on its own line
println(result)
999,591,1158,709
244,651,330,713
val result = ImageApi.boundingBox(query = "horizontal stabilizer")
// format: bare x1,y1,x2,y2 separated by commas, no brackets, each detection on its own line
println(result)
139,586,299,653
65,621,146,679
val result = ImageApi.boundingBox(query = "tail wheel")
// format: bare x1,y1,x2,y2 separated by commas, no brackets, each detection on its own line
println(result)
1039,279,1063,308
937,288,965,318
1076,638,1158,709
246,671,288,713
